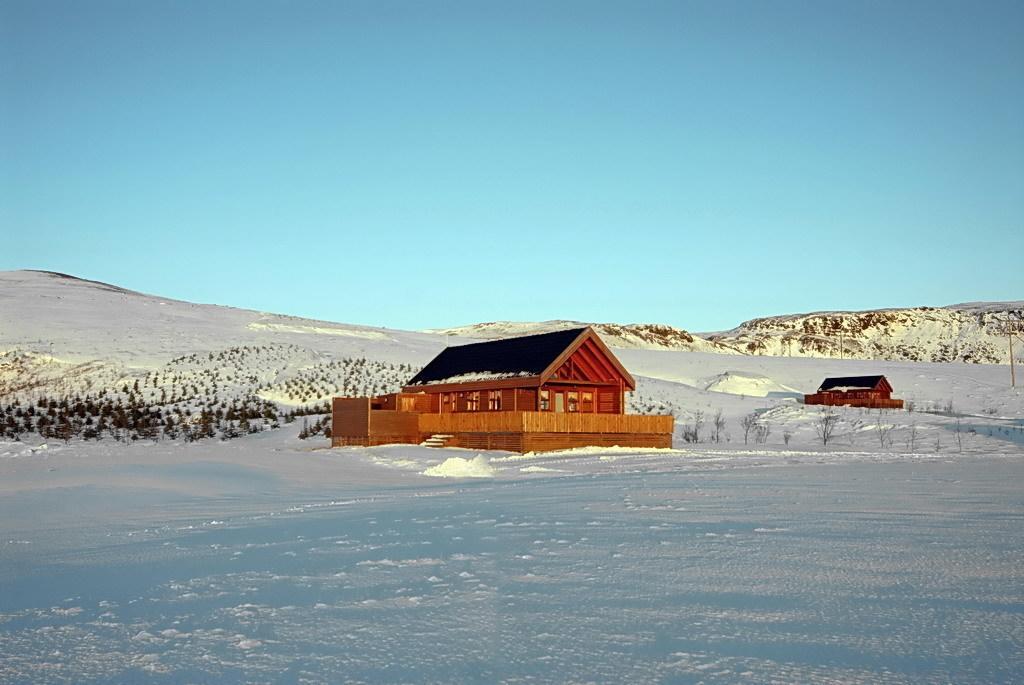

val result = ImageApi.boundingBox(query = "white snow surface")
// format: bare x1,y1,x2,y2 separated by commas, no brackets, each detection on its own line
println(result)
702,371,801,397
422,454,496,478
0,270,444,370
1,427,1022,684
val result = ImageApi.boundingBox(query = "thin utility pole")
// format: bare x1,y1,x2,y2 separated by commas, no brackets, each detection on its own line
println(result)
997,316,1022,388
1010,323,1017,388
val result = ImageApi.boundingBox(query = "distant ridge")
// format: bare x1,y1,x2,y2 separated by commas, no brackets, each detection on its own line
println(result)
426,321,742,355
24,270,145,296
2,269,1020,365
430,304,1023,364
704,303,1023,364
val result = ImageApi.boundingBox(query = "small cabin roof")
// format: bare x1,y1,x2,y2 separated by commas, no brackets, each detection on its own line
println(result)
818,375,890,392
407,327,590,387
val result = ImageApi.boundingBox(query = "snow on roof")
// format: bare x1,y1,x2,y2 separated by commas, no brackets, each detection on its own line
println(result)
413,371,536,386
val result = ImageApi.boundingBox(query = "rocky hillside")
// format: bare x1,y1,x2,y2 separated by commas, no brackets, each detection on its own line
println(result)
706,302,1024,364
427,321,742,354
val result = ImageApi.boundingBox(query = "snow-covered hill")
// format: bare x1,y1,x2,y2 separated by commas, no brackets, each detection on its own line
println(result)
705,302,1024,364
0,270,443,367
0,271,445,430
2,269,1021,450
427,320,741,354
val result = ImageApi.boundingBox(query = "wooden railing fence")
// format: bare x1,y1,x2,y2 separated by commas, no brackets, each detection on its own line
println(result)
419,411,673,434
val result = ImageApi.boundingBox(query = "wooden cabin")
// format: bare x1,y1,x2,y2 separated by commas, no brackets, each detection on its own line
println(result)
804,375,903,409
332,327,674,452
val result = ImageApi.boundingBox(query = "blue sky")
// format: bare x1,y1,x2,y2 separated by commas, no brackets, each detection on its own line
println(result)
2,0,1022,332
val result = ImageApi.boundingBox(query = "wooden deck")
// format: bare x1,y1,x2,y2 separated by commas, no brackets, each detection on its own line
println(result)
419,411,672,435
419,411,673,452
332,398,674,452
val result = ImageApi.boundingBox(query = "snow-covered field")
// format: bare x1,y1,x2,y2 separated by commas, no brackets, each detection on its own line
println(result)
2,270,1023,682
2,425,1024,684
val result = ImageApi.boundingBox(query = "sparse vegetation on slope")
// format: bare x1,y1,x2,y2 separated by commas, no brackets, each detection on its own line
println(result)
0,345,420,443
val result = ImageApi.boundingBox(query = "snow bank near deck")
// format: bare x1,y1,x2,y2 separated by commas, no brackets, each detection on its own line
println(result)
422,455,495,478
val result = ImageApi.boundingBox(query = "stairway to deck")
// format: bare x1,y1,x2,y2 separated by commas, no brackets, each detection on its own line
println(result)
421,434,454,448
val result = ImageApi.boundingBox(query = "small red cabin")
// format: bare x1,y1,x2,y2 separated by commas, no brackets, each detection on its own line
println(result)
804,375,903,409
332,327,674,452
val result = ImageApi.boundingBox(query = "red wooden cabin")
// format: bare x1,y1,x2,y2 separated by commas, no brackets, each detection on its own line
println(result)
332,327,674,452
804,375,903,409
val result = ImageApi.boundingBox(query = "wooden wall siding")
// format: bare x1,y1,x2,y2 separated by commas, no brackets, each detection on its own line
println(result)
398,393,433,412
500,388,516,411
332,397,370,447
447,432,525,451
442,430,668,452
419,411,672,436
804,393,904,410
597,391,617,413
332,397,426,447
369,410,421,443
522,432,672,452
374,393,434,412
517,389,537,411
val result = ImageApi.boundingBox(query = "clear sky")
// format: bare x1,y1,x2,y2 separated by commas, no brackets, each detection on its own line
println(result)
2,0,1022,332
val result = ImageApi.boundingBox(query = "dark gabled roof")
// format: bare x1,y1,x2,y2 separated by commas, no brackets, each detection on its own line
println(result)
818,375,887,392
406,328,588,387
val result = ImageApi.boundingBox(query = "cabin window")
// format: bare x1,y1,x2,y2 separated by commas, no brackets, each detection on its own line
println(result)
467,391,480,411
540,390,550,411
567,391,579,412
488,390,501,411
581,391,593,412
442,394,450,411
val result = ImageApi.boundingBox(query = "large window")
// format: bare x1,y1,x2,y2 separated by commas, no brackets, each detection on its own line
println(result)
487,390,501,411
567,391,579,412
581,391,593,412
540,390,550,411
467,391,480,411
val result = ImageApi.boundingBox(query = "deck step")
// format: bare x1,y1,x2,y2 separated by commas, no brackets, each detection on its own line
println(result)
421,433,454,448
